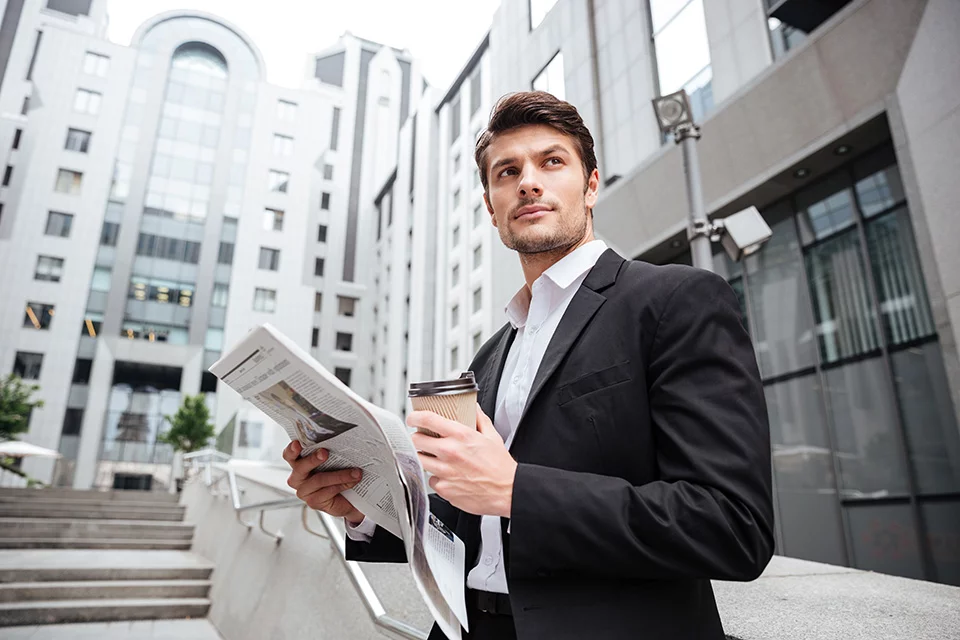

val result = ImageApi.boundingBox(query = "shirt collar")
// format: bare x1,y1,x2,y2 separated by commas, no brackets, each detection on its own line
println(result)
504,240,608,329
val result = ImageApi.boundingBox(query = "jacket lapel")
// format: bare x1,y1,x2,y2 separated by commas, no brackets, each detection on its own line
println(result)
478,324,515,420
516,249,625,429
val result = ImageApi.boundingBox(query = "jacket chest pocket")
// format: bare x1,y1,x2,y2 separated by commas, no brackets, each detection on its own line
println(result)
557,360,632,406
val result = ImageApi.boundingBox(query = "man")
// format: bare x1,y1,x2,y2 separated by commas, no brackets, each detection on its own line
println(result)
283,91,774,639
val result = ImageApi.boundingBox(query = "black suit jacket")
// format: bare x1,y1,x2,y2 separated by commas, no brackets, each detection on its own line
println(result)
347,249,775,639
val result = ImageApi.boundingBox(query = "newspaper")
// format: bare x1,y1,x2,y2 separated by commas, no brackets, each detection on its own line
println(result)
209,323,468,639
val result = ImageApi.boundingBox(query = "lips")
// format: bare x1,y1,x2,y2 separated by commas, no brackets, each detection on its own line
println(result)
515,204,552,219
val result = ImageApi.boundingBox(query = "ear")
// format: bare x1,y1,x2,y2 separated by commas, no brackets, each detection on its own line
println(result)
584,168,600,210
484,192,498,229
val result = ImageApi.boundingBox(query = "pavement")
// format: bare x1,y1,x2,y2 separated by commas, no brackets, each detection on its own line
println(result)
0,620,224,639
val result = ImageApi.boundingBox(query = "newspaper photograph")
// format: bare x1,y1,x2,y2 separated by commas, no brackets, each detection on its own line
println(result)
209,323,468,639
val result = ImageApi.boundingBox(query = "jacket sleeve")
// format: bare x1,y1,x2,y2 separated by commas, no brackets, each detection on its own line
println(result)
345,494,460,563
508,269,775,582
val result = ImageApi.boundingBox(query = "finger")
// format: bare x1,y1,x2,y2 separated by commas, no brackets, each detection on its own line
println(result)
407,410,470,439
282,440,302,465
296,467,363,498
286,448,328,487
475,404,499,440
417,452,451,477
303,483,357,510
411,432,451,458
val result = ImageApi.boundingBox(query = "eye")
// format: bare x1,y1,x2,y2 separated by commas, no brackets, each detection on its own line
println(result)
498,167,518,178
545,157,563,166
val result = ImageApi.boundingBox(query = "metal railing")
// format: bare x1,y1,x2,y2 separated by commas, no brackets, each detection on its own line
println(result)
182,449,428,640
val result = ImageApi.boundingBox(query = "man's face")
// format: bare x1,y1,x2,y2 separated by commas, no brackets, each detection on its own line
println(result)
483,124,600,255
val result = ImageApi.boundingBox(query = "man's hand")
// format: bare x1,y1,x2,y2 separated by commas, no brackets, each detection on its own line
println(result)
282,440,364,525
408,404,517,518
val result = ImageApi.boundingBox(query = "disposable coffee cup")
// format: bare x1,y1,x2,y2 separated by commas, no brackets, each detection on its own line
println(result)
408,371,478,437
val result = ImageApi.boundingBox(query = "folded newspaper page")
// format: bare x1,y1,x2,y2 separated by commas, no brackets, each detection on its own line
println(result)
208,323,468,639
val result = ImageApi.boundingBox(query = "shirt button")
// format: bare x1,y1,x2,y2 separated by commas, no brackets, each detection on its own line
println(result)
512,376,519,383
483,556,494,566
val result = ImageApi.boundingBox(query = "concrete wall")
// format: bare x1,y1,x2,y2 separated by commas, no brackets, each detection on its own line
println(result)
891,0,960,429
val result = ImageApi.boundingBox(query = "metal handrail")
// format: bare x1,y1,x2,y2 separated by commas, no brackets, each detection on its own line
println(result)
188,454,428,640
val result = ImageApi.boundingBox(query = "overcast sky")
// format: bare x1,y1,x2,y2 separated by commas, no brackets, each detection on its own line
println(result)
105,0,501,91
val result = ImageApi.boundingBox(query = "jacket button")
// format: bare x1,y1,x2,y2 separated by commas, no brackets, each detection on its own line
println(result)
536,569,550,578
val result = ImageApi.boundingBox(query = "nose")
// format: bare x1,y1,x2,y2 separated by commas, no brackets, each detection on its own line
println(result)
517,167,543,199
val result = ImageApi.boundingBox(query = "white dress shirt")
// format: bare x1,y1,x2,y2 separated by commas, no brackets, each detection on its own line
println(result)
348,240,609,595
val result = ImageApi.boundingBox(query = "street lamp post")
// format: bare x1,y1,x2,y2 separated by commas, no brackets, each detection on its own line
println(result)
651,89,773,269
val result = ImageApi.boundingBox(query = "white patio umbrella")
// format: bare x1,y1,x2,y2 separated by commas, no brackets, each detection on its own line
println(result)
0,441,61,458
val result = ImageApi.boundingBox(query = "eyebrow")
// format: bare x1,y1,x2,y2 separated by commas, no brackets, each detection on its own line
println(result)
489,145,572,175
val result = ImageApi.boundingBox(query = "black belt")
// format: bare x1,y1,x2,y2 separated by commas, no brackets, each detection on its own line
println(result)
467,588,513,616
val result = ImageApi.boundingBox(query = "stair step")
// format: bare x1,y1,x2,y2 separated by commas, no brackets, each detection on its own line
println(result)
0,538,192,550
0,550,213,584
0,518,194,539
0,496,184,510
0,579,211,603
0,597,210,626
0,488,179,503
0,507,184,522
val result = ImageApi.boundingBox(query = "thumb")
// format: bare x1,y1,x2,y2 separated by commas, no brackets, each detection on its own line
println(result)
475,403,500,440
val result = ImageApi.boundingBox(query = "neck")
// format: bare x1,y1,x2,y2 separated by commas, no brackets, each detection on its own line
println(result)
518,231,595,290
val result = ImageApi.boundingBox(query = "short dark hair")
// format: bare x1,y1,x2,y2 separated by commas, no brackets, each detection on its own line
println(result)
474,91,598,193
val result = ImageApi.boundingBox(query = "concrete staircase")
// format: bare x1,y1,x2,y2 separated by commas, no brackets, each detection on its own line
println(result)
0,488,213,627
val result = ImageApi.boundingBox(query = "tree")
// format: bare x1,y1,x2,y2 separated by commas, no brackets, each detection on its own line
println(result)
0,374,44,441
158,394,215,453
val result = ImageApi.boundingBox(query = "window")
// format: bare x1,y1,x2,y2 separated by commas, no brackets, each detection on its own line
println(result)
273,134,294,156
62,408,84,435
264,208,284,231
336,332,353,352
26,30,41,81
651,0,713,122
532,52,565,100
453,188,461,210
452,224,460,247
20,96,29,115
99,221,119,246
451,346,459,370
212,283,229,307
453,153,461,174
473,332,483,353
204,328,224,351
334,367,351,386
128,277,194,306
13,352,43,380
330,107,341,150
253,288,277,312
46,0,92,17
3,166,12,187
470,67,482,115
267,170,289,193
323,164,334,180
473,287,482,313
768,17,807,61
317,224,328,243
238,421,262,448
311,327,320,348
277,99,297,122
65,128,91,153
217,242,234,265
55,169,82,194
320,192,331,210
473,245,482,269
12,129,22,150
452,304,459,327
529,0,559,29
23,302,54,330
73,89,102,115
90,267,110,292
136,233,201,263
474,204,485,228
83,52,109,77
45,211,73,237
452,264,460,287
35,255,64,282
314,257,325,277
314,292,322,312
337,296,357,317
258,247,280,271
449,96,461,143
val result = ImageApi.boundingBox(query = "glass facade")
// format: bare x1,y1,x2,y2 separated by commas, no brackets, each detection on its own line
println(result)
650,0,713,121
714,145,960,586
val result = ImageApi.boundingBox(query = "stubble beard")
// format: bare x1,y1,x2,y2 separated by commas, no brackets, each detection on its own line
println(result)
499,195,589,259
